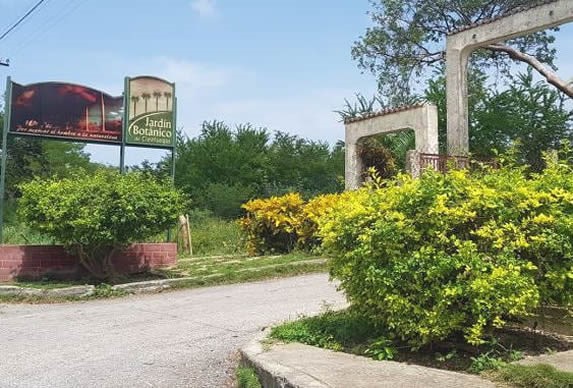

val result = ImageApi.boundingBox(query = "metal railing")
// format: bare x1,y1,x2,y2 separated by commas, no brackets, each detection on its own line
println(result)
419,153,498,173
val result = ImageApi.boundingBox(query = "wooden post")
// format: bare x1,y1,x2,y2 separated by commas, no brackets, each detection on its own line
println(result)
186,214,193,256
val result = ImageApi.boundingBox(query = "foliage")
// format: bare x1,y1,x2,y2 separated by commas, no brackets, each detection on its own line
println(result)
236,367,262,388
425,69,573,169
319,160,573,347
0,110,101,203
270,310,380,352
183,210,245,256
240,192,342,255
358,138,397,179
172,121,344,218
486,363,573,388
240,193,305,255
468,346,523,373
474,70,573,171
352,0,559,102
364,337,397,360
298,193,343,251
18,170,185,279
334,93,386,122
3,222,54,245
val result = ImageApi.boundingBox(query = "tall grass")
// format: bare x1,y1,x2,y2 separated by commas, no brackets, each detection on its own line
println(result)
183,211,245,256
5,207,246,257
3,223,55,245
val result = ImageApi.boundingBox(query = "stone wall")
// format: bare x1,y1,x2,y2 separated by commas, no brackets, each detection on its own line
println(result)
0,243,177,282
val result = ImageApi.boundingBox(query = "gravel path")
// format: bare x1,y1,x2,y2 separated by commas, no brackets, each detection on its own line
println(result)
0,274,345,388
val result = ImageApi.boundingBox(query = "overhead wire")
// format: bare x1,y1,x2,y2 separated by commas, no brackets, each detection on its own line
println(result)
0,0,50,42
7,0,89,57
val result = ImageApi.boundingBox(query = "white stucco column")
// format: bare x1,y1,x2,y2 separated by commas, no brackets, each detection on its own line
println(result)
445,0,573,156
446,47,470,156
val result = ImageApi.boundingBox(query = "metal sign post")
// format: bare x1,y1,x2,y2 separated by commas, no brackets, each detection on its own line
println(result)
0,77,13,244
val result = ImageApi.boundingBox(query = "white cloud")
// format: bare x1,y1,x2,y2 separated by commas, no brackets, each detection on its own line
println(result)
191,0,216,18
155,57,231,90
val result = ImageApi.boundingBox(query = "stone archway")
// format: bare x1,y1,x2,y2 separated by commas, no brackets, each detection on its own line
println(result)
344,104,438,189
446,0,573,155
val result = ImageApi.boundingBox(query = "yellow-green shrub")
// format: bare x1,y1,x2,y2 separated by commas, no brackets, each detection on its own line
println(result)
319,161,573,347
240,192,343,255
240,193,305,255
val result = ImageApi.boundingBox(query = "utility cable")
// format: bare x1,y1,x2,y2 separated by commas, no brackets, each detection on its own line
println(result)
0,0,50,42
8,0,87,57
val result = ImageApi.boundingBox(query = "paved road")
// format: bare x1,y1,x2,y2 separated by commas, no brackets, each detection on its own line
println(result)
0,274,345,388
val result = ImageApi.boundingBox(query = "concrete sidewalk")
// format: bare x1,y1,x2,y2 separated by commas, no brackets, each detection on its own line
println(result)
240,334,495,388
517,350,573,372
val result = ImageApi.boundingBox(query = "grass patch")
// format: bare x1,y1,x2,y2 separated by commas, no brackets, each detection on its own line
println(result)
167,258,327,290
270,309,379,352
171,252,322,277
4,223,55,245
270,309,572,373
485,363,573,388
184,215,245,256
236,366,262,388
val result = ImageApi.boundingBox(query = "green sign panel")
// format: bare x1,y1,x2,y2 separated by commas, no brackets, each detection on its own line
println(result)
125,76,175,148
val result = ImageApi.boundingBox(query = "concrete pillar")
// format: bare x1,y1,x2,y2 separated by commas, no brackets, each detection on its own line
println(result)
405,150,421,178
446,48,470,156
344,141,362,190
445,0,573,156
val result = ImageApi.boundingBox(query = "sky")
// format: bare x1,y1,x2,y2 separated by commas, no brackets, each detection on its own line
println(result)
1,0,573,166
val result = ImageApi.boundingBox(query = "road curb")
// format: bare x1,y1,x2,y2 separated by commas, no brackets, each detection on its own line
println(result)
1,259,329,300
239,330,328,388
0,285,95,298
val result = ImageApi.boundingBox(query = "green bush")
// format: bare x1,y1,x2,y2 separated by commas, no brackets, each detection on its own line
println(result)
319,160,573,347
19,169,186,279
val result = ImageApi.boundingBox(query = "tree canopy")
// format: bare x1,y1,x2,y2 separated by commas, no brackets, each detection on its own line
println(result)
352,0,567,102
172,121,344,218
0,111,97,206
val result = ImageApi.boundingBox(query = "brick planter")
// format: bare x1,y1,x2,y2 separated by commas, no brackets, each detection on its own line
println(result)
0,243,177,282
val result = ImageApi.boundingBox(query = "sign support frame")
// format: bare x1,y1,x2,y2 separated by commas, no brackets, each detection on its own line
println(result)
0,77,13,243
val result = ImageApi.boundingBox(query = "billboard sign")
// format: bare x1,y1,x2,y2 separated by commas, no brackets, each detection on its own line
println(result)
9,81,123,143
125,76,175,148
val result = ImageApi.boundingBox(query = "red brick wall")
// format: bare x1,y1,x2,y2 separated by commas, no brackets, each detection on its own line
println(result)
0,243,177,282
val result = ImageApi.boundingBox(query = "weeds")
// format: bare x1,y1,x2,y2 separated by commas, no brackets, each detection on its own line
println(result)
236,367,262,388
485,364,573,388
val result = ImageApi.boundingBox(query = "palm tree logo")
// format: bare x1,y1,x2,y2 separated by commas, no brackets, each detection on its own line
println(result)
153,91,162,111
164,91,172,111
131,95,140,117
141,92,151,113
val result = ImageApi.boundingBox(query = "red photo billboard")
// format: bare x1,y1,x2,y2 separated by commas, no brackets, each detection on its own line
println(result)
9,81,123,143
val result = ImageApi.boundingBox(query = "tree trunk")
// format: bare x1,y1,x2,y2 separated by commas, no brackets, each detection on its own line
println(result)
70,245,118,281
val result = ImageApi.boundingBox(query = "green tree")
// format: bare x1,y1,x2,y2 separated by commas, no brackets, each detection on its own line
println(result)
172,121,344,218
1,110,96,205
353,0,566,103
425,69,573,170
175,121,269,218
266,132,343,197
19,170,185,279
